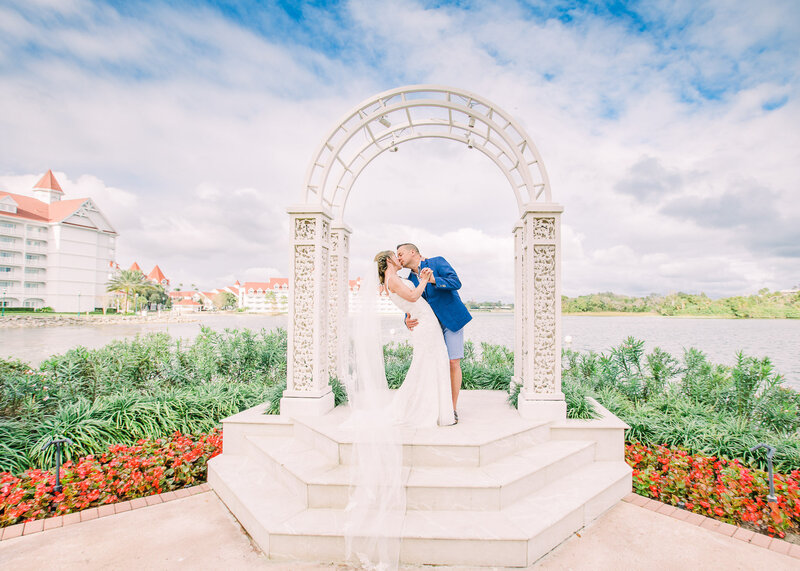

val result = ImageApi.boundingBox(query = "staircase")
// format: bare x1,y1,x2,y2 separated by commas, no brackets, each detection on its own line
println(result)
208,390,631,567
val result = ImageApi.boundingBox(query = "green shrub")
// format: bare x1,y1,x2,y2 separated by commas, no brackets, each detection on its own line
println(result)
1,328,288,475
563,338,800,472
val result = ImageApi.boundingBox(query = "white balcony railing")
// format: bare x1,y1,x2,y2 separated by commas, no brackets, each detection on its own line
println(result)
0,239,22,250
0,284,24,295
25,245,48,254
0,226,22,237
25,258,47,268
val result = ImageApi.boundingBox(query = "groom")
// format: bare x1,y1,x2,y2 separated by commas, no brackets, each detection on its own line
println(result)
397,243,472,422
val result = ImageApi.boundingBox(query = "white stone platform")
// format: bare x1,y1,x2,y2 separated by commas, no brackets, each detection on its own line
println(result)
208,390,632,567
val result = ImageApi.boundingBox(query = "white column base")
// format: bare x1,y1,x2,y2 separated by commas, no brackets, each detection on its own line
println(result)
517,392,566,422
280,389,335,418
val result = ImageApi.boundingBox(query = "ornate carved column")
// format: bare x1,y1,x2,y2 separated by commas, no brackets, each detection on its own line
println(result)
282,205,335,417
516,203,566,421
328,222,351,380
513,221,524,385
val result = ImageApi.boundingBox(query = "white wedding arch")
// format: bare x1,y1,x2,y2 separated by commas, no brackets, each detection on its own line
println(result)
283,85,566,420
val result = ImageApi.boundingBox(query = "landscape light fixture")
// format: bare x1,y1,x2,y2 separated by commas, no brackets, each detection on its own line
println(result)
378,115,391,128
44,437,74,494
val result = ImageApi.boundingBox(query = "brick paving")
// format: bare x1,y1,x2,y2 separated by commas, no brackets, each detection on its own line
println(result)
0,485,796,563
0,484,210,542
621,492,799,559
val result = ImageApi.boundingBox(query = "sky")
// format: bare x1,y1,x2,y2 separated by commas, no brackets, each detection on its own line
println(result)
0,0,798,301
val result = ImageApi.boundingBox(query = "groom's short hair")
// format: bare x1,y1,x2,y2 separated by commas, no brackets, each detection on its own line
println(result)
396,243,419,254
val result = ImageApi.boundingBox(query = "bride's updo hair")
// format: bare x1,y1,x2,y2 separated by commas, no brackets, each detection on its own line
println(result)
374,250,395,284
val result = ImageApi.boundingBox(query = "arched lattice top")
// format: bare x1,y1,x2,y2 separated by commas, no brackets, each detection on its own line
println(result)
302,85,552,221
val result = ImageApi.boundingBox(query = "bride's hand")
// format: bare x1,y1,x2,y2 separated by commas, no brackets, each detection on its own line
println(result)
420,268,433,282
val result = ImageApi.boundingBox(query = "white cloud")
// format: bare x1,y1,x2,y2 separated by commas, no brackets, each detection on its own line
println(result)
1,0,798,298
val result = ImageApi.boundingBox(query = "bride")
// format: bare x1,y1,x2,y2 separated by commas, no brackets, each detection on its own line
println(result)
339,251,454,571
374,250,456,427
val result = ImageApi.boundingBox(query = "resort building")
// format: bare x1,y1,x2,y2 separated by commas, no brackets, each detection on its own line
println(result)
348,278,403,314
171,298,202,313
229,276,400,314
237,278,290,312
160,276,402,314
0,170,117,311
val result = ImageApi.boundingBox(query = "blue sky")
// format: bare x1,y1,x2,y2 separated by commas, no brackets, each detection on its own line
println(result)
0,0,798,300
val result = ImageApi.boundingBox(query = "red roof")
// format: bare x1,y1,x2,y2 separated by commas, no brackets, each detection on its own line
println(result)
169,290,196,298
0,191,110,236
33,170,64,193
241,278,289,291
147,265,168,283
174,299,201,306
129,262,142,272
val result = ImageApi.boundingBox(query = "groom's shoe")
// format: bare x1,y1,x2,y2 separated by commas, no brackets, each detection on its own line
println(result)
453,410,458,424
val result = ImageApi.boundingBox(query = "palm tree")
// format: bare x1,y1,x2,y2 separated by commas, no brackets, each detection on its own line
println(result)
106,269,157,313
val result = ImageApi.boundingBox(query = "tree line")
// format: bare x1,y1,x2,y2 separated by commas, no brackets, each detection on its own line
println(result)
561,289,800,318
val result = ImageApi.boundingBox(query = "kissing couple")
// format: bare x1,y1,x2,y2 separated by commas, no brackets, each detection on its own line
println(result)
373,243,472,427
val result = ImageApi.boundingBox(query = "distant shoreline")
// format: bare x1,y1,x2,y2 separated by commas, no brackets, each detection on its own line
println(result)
475,310,795,319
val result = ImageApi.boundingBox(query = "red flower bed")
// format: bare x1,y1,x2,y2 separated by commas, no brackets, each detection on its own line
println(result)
626,441,800,538
0,429,222,527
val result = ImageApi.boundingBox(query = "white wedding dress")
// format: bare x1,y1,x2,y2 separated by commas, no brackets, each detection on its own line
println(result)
388,279,455,427
339,274,452,571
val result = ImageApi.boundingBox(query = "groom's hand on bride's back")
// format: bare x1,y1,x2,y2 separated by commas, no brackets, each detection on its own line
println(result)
404,314,419,330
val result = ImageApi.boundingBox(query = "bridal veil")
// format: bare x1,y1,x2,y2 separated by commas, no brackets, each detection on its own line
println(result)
340,265,405,570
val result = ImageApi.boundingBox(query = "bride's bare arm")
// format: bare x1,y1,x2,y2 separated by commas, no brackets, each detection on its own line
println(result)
386,274,428,302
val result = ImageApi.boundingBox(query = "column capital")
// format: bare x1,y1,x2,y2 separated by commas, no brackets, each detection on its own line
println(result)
520,202,564,215
287,204,333,218
330,221,353,233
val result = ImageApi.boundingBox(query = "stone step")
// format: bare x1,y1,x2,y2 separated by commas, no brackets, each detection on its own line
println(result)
264,461,632,567
247,435,597,511
219,402,294,456
291,407,552,468
406,439,597,511
206,453,305,552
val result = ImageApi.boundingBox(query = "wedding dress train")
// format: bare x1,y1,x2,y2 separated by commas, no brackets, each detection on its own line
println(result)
340,275,453,571
388,278,455,427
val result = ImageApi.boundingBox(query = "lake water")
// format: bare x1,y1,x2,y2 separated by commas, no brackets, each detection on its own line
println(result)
0,313,797,390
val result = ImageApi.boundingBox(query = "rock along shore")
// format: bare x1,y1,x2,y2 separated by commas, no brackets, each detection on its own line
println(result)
0,313,199,329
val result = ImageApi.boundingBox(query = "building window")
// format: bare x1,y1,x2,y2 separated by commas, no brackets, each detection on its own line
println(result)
24,267,42,274
0,221,15,229
0,281,12,287
0,236,15,243
24,282,42,289
0,204,16,214
0,267,11,273
0,252,13,258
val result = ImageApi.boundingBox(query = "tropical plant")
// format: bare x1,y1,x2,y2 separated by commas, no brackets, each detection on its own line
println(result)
212,291,237,310
563,339,800,472
106,269,158,313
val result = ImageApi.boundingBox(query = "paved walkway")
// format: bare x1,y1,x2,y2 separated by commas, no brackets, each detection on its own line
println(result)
1,489,797,570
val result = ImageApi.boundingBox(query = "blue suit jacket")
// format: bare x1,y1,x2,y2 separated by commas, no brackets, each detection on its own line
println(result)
408,256,472,332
